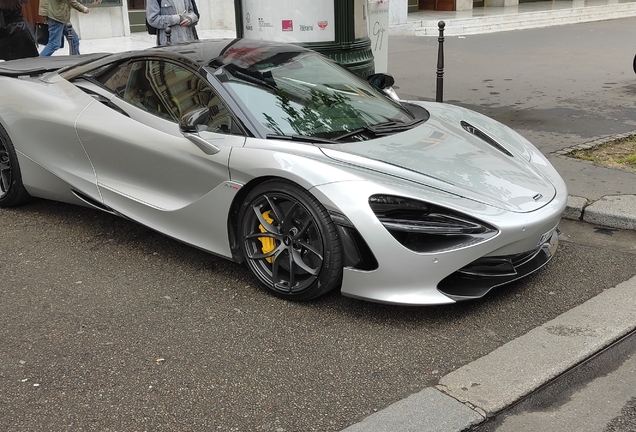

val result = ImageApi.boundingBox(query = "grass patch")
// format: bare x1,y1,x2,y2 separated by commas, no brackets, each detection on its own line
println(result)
570,135,636,172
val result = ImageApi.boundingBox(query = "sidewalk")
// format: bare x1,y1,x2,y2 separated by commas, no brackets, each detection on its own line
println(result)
392,0,636,36
72,29,236,55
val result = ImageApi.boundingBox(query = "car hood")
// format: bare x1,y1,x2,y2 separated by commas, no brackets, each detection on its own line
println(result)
318,102,556,213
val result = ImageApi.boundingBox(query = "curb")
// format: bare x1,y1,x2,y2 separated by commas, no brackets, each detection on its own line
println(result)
341,275,636,432
555,131,636,230
564,194,636,230
580,195,636,231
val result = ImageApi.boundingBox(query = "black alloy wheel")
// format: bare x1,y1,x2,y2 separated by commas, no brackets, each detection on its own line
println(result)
0,123,30,208
238,180,342,301
0,139,12,199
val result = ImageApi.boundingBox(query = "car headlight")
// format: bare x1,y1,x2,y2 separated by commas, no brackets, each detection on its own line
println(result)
368,195,498,253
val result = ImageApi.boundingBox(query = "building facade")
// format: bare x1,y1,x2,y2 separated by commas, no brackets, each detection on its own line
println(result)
24,0,543,40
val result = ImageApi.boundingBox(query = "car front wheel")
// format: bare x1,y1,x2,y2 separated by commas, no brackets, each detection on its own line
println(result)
0,123,31,208
238,180,342,301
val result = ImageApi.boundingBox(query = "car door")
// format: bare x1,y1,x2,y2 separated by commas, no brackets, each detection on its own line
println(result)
74,58,246,256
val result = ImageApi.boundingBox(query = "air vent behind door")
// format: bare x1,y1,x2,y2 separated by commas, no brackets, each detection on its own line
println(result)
461,120,513,157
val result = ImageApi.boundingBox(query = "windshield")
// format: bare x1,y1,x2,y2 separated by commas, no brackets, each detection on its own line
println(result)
219,52,418,140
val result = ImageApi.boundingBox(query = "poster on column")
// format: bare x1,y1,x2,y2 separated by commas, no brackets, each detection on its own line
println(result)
241,0,335,43
368,0,389,73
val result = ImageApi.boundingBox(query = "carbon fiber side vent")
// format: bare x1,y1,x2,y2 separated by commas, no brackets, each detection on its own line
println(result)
460,120,513,157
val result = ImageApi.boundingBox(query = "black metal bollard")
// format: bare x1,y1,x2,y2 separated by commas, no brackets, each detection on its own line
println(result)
436,21,445,103
66,23,76,55
165,27,172,45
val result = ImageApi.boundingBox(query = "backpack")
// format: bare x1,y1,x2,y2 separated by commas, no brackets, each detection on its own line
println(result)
146,19,157,35
146,0,158,36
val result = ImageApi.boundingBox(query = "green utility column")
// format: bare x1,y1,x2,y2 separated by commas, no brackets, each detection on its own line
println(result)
234,0,375,77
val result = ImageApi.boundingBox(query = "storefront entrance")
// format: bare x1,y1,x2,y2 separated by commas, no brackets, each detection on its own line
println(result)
408,0,454,12
22,0,42,27
128,0,146,32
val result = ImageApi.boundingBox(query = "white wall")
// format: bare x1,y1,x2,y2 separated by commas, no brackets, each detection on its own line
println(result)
74,0,236,39
389,0,408,25
197,0,236,30
74,0,408,40
71,4,129,39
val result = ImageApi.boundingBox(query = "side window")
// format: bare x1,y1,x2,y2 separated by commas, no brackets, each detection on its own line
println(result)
121,60,173,121
121,60,233,133
94,62,134,96
84,63,131,96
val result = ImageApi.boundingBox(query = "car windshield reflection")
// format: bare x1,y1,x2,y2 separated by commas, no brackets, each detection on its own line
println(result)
219,53,420,141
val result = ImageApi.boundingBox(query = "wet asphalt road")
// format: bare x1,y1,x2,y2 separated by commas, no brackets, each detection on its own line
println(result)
3,18,636,432
1,202,635,431
388,18,636,202
388,17,636,155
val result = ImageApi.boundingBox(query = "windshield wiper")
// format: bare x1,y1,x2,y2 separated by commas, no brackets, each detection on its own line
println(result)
373,118,425,132
266,134,337,144
332,118,425,142
331,121,396,142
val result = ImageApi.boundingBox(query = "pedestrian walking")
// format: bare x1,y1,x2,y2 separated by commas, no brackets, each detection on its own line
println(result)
38,0,88,56
0,0,38,61
146,0,198,46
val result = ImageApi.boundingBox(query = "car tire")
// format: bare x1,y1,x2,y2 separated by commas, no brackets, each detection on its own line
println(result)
238,179,342,301
0,123,31,208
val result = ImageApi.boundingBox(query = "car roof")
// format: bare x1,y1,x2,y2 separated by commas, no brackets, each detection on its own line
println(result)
0,53,110,77
101,38,312,68
54,38,314,79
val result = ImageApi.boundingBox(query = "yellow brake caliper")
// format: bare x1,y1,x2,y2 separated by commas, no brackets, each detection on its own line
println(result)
258,210,276,263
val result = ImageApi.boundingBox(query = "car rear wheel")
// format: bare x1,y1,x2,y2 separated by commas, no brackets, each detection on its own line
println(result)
0,123,31,208
238,180,342,301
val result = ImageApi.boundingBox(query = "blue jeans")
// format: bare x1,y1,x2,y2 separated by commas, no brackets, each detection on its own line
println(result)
39,18,80,56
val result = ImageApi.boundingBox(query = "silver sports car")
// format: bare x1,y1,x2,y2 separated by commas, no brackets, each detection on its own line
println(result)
0,39,566,305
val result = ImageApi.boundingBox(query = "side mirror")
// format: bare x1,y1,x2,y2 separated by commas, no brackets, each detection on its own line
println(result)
367,73,395,90
179,107,211,134
179,108,220,155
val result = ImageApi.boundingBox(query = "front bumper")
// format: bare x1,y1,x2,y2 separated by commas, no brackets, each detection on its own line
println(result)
437,229,559,301
313,180,567,305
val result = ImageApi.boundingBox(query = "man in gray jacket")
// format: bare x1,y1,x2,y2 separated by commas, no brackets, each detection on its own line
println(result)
38,0,89,56
146,0,198,46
